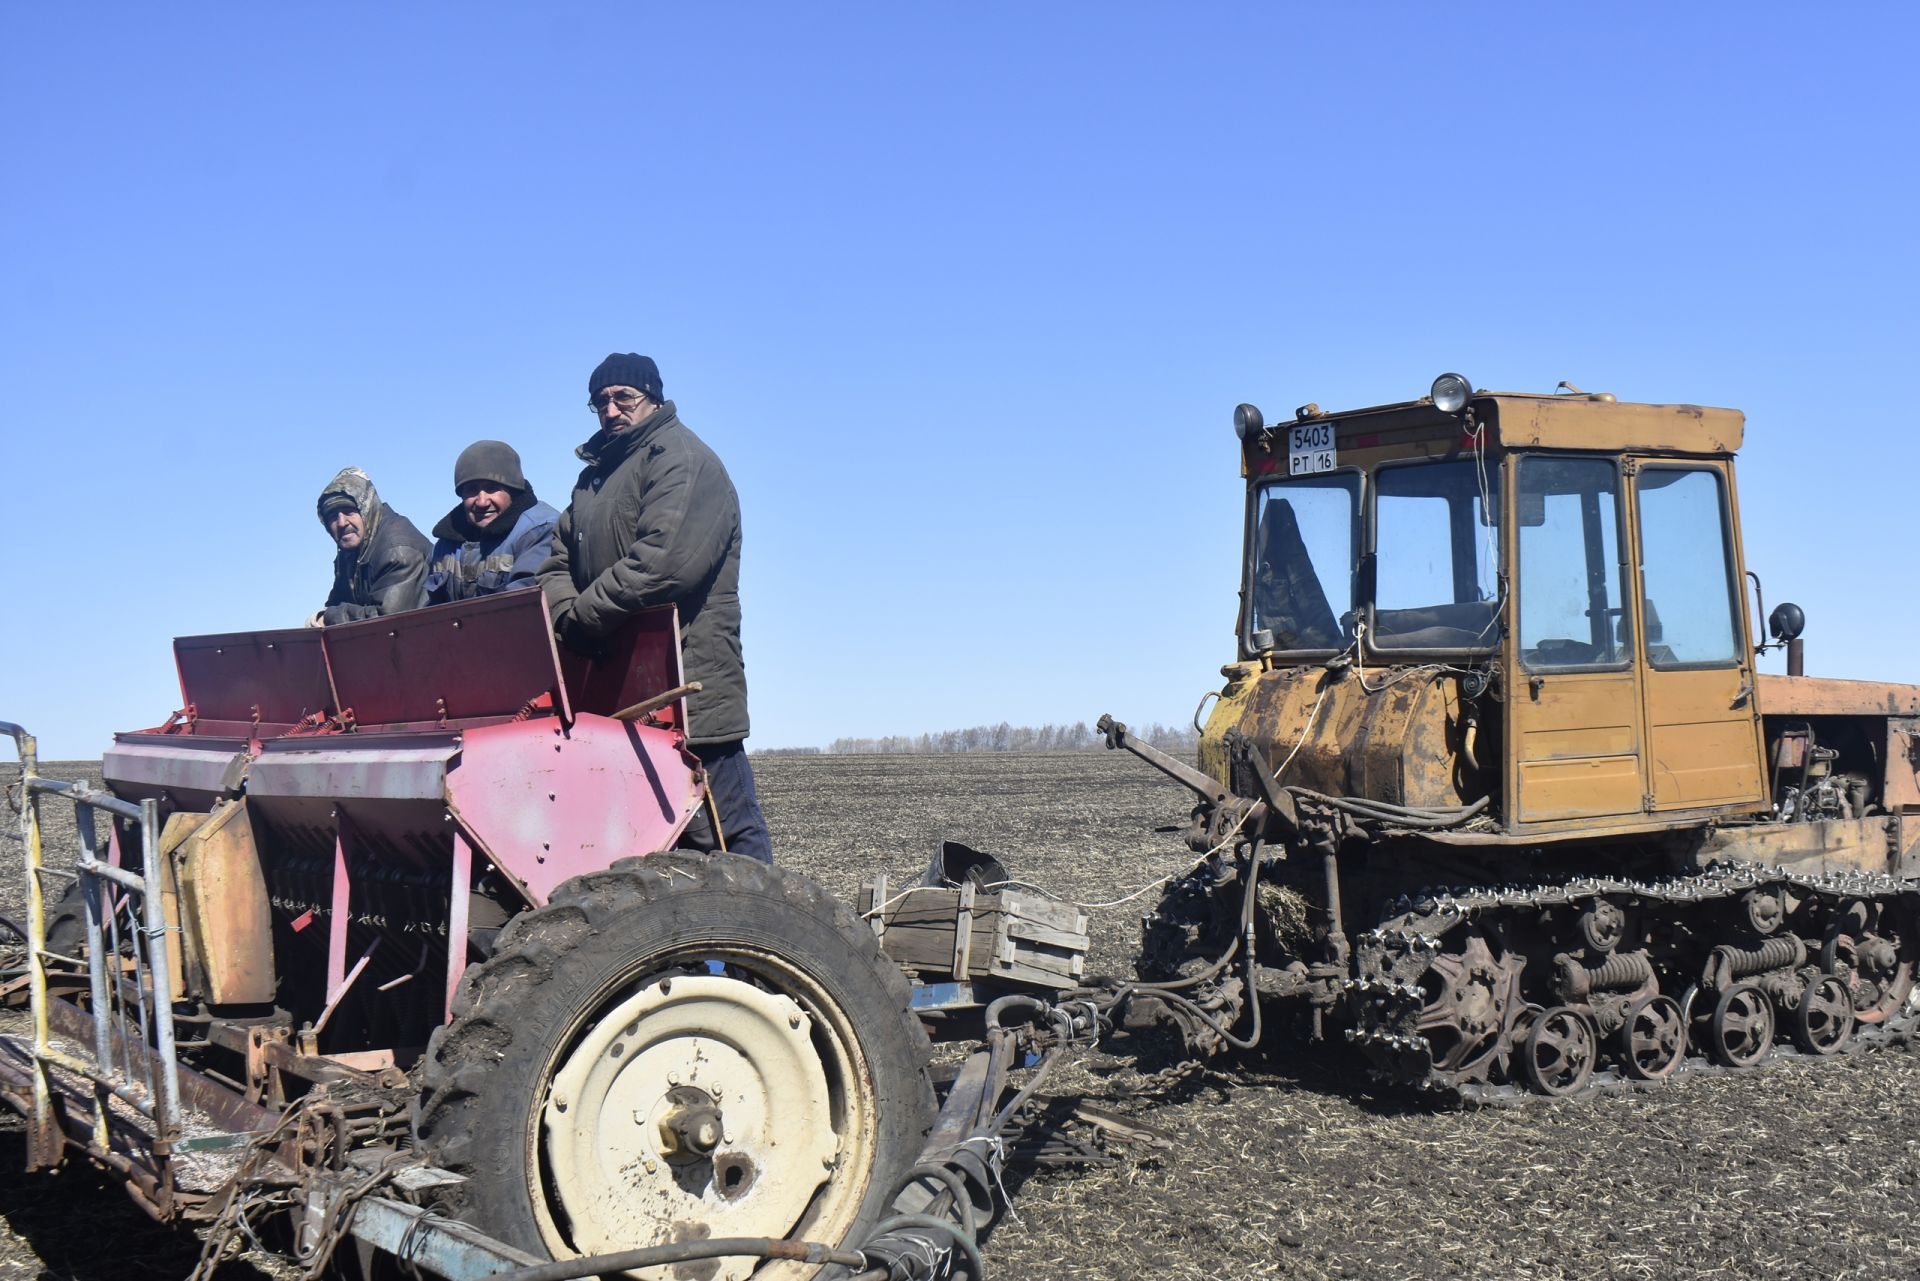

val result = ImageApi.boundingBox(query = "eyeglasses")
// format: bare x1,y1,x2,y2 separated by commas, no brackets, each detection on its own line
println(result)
588,389,648,412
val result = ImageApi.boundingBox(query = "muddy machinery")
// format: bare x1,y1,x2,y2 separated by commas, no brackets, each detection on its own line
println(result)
1102,374,1920,1097
9,374,1920,1280
0,591,1106,1281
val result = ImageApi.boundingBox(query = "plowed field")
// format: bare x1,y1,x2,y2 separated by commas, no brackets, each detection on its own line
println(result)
6,753,1919,1280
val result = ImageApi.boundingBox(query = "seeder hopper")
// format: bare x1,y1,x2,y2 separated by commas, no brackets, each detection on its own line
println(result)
1,591,1096,1281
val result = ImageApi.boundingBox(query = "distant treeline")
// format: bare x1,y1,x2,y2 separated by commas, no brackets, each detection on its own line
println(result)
756,721,1201,756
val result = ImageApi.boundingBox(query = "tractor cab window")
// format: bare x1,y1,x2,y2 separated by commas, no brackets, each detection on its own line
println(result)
1517,457,1628,669
1249,473,1358,652
1634,466,1740,667
1370,460,1502,650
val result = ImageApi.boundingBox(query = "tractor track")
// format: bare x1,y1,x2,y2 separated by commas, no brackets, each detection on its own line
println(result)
1351,860,1918,1103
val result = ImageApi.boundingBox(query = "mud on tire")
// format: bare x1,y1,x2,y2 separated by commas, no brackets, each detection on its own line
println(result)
415,853,934,1277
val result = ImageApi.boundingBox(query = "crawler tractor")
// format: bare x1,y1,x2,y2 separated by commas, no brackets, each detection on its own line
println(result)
1102,374,1920,1097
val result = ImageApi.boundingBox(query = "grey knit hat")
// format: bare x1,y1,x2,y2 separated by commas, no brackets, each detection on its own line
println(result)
454,440,528,492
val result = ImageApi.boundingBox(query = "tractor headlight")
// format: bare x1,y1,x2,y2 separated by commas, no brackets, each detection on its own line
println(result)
1431,372,1473,414
1234,403,1265,441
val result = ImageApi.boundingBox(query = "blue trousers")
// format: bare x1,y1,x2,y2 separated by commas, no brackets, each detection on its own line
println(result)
680,740,774,864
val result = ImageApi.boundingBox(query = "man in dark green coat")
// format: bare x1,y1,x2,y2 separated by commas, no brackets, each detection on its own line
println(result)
539,353,772,863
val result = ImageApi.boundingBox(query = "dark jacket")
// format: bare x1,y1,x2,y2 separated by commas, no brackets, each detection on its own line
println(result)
424,492,560,604
538,401,748,745
317,468,432,625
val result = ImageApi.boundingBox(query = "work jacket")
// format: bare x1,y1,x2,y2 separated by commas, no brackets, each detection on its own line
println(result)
424,493,560,604
317,468,432,625
538,401,749,745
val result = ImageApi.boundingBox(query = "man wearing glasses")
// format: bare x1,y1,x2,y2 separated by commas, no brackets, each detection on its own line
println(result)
539,353,772,864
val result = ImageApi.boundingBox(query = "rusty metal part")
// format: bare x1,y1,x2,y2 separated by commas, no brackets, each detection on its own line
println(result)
1792,975,1856,1054
1346,929,1519,1088
1097,714,1233,808
1576,900,1625,952
1224,730,1300,838
1703,935,1806,990
1758,675,1920,718
170,799,276,1005
1740,888,1785,935
1350,860,1918,1101
1200,665,1476,815
1618,994,1687,1081
1522,1006,1597,1097
1553,950,1654,1002
1707,983,1776,1067
655,1086,725,1161
1821,929,1911,1024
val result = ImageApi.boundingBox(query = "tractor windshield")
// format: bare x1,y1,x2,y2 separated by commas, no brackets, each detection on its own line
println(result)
1249,459,1502,656
1370,459,1501,650
1249,473,1358,651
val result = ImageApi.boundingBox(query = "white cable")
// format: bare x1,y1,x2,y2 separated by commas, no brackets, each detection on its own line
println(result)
1272,683,1331,777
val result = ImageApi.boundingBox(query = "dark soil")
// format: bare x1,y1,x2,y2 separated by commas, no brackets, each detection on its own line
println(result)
4,753,1919,1280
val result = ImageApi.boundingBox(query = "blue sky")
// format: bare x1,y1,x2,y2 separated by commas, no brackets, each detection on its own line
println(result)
3,5,1916,759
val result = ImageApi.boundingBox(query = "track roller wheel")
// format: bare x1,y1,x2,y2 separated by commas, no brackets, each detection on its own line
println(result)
1706,983,1775,1068
1618,994,1687,1082
416,854,935,1280
1522,1005,1596,1097
1792,974,1855,1055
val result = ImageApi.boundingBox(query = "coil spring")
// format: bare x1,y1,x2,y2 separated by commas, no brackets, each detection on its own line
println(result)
1556,949,1655,1000
1707,934,1806,987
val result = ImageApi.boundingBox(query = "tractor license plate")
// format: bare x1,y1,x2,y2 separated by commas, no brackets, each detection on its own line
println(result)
1288,422,1337,475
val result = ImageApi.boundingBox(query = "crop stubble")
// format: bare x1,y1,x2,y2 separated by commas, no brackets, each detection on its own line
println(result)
4,754,1918,1280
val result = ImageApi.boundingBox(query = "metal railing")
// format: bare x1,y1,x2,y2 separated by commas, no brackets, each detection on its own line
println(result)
2,721,183,1172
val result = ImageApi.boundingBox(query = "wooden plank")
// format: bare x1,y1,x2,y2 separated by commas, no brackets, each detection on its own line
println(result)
862,875,888,941
951,881,974,981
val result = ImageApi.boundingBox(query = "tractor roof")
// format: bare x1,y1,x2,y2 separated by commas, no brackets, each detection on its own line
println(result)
1243,390,1744,478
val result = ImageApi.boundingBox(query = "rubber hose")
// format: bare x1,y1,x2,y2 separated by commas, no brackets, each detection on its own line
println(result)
891,1162,980,1237
483,1237,868,1281
862,1213,987,1281
1286,786,1487,818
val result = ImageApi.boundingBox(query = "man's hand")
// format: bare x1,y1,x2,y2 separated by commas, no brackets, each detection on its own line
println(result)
552,605,603,656
302,610,327,629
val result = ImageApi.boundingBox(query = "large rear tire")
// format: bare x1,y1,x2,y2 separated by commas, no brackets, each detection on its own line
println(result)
416,854,933,1280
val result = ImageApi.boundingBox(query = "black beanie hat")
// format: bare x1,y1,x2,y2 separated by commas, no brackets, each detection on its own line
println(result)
454,440,529,492
589,353,663,401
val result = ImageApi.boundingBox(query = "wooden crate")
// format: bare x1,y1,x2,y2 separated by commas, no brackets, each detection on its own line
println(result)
861,874,1089,990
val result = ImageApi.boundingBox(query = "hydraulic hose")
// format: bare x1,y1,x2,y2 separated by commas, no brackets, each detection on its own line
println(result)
1286,787,1490,828
482,1237,869,1281
1108,837,1267,1052
857,1212,987,1280
894,1163,979,1237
